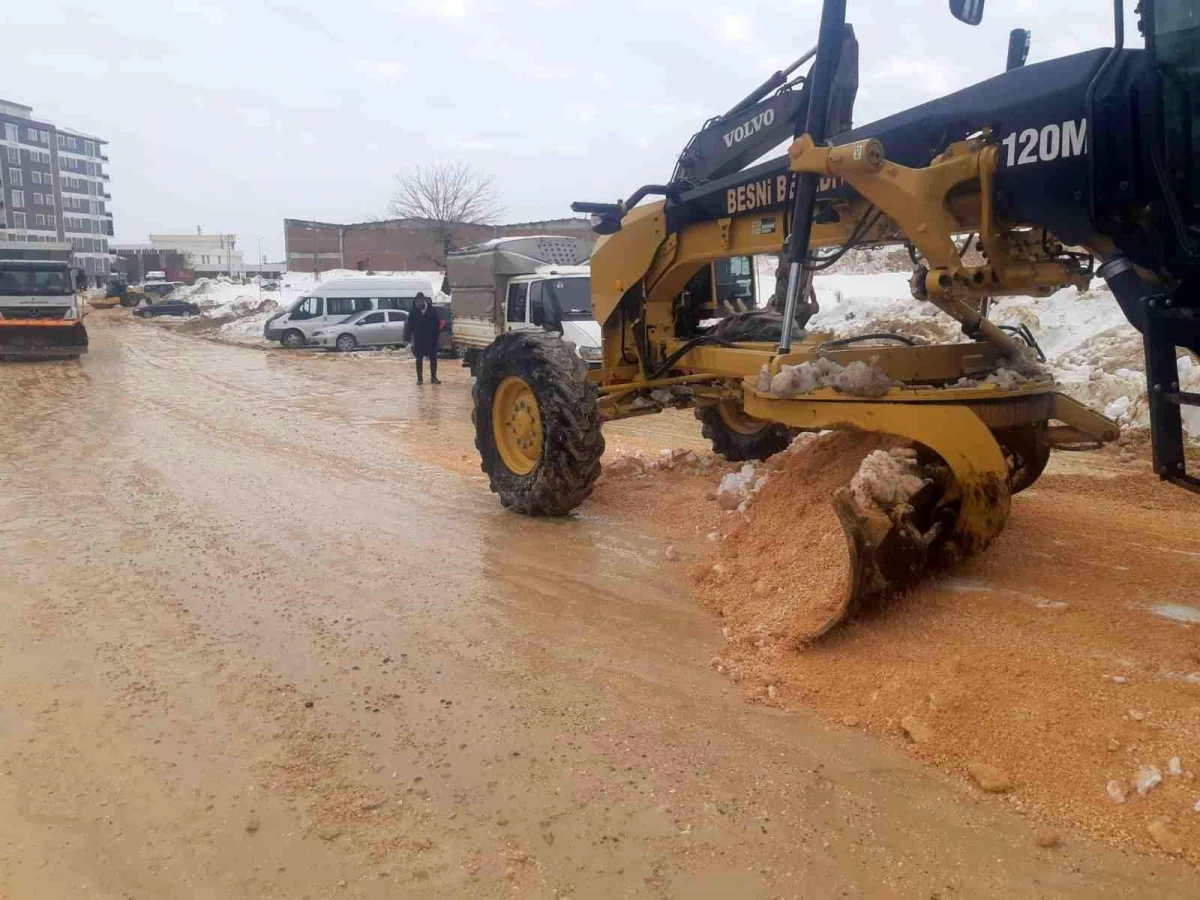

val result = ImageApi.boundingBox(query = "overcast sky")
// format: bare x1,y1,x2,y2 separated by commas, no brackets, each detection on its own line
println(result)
10,0,1137,261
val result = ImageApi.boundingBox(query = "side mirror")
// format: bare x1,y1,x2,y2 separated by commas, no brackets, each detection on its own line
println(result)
1006,28,1031,70
949,0,984,26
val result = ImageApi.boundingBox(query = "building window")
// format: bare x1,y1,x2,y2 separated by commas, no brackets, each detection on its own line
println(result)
8,167,20,187
56,134,64,147
5,146,17,164
13,211,25,228
44,173,52,186
39,130,49,144
10,190,23,208
84,140,95,156
26,127,37,141
35,214,45,226
5,123,17,142
31,170,41,185
47,214,56,227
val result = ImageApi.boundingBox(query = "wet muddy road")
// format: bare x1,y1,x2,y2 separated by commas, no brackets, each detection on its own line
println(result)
1,317,1195,898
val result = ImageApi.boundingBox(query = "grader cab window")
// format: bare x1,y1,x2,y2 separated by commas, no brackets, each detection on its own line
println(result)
714,256,755,308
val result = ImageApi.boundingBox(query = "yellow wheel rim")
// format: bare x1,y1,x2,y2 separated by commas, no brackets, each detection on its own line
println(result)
492,376,543,475
717,400,769,436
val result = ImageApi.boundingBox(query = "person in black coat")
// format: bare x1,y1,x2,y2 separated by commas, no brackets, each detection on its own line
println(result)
404,292,441,384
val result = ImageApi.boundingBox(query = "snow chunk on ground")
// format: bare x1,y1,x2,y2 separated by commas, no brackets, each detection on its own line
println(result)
1135,764,1163,796
717,464,769,512
757,357,893,398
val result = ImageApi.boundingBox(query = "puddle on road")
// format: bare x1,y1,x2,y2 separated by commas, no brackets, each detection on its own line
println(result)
1151,603,1200,624
937,577,1067,609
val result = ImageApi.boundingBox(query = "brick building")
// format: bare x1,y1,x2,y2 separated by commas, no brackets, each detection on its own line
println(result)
283,216,595,274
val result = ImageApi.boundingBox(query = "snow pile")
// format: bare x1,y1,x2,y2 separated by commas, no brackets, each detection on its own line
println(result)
847,447,926,511
1051,326,1200,434
716,464,769,512
218,308,282,338
210,296,276,319
177,279,263,312
756,357,893,398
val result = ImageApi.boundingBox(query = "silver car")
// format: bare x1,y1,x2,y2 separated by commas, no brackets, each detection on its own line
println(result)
310,309,409,352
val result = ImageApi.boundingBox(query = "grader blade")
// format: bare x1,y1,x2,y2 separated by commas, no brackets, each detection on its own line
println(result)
742,392,1016,641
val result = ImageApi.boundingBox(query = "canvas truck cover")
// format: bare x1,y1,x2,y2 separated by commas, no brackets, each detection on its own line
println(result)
447,236,593,324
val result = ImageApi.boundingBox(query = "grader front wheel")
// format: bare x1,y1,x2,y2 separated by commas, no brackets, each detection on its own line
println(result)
472,331,604,515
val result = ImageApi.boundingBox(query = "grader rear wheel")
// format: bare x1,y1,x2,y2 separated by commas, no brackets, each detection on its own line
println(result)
697,310,800,461
695,400,796,462
472,331,604,515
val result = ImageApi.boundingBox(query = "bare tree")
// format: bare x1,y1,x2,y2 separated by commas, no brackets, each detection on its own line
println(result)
388,162,503,260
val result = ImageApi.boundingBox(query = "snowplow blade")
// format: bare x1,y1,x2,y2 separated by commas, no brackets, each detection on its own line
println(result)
0,321,88,360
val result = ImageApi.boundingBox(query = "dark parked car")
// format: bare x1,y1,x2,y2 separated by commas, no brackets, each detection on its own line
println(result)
133,299,202,318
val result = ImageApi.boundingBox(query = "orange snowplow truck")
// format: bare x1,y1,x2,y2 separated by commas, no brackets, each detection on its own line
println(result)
0,242,88,360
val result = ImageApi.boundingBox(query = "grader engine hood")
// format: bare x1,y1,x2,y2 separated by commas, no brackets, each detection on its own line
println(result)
664,47,1151,258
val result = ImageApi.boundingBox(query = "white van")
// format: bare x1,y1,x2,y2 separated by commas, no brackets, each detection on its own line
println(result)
263,276,437,349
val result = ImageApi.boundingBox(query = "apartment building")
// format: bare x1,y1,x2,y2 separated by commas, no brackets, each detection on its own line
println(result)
0,98,113,284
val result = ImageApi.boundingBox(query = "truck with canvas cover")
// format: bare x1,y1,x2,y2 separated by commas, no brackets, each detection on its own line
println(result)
0,242,88,360
447,236,600,374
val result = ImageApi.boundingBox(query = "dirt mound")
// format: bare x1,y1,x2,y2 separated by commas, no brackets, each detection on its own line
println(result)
176,314,235,334
691,443,1200,861
695,431,890,645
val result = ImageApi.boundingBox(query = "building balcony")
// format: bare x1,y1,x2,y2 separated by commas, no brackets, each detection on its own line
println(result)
101,173,110,181
100,154,109,162
104,212,113,218
102,192,111,199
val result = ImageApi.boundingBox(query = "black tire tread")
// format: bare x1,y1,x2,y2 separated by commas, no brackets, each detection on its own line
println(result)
473,331,604,516
695,311,798,461
694,404,795,462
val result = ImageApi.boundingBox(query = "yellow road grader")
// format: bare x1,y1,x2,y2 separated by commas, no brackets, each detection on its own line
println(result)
471,0,1200,637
